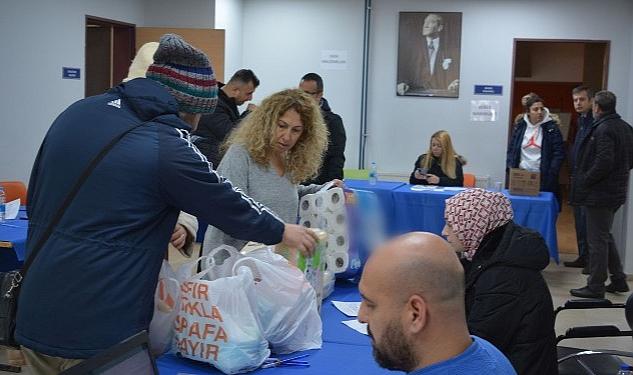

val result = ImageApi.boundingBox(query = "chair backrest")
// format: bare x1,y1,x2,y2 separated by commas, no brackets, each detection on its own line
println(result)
344,169,369,180
0,181,27,204
463,173,475,187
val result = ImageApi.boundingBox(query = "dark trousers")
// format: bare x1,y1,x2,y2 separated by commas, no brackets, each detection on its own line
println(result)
573,205,588,258
586,205,626,291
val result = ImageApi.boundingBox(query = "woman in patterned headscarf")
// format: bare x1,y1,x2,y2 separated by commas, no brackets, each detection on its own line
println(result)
442,189,557,375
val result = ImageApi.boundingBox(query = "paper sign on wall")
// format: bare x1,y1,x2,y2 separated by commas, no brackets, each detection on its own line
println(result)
320,50,348,70
470,100,500,122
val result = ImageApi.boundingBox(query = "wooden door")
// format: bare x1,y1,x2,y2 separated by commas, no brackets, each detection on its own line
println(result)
136,27,225,82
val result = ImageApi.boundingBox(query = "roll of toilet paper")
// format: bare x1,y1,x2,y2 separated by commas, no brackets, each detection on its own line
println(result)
323,188,345,212
327,251,349,274
321,211,346,233
325,231,349,254
299,195,318,216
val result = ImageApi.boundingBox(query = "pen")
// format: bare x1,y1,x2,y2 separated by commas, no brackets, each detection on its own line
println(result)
261,354,310,368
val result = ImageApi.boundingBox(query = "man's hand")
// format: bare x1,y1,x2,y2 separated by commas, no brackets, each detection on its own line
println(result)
170,224,187,249
280,224,318,257
246,103,258,112
397,82,410,96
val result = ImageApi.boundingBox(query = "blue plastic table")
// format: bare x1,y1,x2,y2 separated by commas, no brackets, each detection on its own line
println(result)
391,185,559,262
157,281,402,374
0,207,29,271
343,179,406,235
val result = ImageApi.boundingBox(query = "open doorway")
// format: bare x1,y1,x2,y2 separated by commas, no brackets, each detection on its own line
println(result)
509,39,610,255
85,16,135,98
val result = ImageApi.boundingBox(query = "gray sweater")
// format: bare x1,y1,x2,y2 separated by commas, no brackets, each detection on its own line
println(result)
202,144,321,255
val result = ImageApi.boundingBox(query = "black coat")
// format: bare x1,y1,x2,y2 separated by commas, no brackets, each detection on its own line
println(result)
506,118,565,195
193,84,249,167
409,154,463,186
570,112,633,207
304,98,346,185
464,222,557,375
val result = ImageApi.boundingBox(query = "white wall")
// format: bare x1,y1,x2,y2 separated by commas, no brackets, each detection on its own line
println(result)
241,0,365,168
367,0,633,183
0,0,146,185
143,0,215,28
215,0,244,79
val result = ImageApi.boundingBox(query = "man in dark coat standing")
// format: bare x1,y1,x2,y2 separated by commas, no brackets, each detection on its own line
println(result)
564,86,594,270
299,73,346,184
193,69,259,167
570,90,633,298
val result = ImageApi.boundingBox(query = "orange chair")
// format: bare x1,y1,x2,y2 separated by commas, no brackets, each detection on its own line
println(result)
463,173,475,188
0,181,27,204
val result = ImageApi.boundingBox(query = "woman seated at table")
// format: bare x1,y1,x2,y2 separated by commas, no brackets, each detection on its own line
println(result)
442,188,557,375
506,94,564,204
202,88,338,256
409,130,465,186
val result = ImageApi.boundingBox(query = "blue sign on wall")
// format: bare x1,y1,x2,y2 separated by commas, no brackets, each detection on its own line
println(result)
62,67,81,80
474,85,502,95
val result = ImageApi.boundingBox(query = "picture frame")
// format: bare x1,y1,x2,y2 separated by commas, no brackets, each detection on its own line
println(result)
397,12,463,98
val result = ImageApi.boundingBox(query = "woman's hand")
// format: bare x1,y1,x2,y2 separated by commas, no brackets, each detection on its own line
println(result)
170,224,187,249
330,179,344,188
414,170,427,180
426,174,440,184
280,224,318,257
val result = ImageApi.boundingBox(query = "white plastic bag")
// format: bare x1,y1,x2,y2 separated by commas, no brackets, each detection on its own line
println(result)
149,260,180,356
233,247,322,354
174,261,269,374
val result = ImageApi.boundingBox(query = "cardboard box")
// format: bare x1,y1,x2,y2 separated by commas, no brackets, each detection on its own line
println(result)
509,168,540,196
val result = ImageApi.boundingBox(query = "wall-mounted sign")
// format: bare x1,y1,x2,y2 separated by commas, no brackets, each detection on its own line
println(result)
474,85,502,95
470,100,500,122
320,50,348,70
62,67,81,80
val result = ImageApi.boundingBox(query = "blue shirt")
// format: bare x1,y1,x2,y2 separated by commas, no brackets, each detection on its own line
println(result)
409,336,517,375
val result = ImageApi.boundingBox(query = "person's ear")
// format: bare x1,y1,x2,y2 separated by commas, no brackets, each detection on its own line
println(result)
406,294,428,334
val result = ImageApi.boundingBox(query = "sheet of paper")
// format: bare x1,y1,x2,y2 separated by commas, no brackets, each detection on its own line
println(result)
342,319,368,335
4,199,20,220
444,187,467,191
332,301,361,317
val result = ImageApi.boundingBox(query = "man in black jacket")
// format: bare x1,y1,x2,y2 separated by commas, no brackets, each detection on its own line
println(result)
193,69,259,167
299,73,346,184
570,90,633,298
564,86,594,270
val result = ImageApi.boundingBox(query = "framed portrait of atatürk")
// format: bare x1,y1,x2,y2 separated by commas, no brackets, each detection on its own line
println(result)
397,12,462,98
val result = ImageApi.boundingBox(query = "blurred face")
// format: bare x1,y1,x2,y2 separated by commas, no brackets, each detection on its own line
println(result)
422,14,443,37
442,224,464,253
299,80,323,102
527,102,545,124
573,91,592,114
431,137,443,158
234,81,256,105
358,267,416,372
274,108,304,154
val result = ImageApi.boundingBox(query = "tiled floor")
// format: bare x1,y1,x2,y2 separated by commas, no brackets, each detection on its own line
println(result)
3,248,632,374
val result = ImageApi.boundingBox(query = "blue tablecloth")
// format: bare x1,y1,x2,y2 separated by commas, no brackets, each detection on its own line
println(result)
391,185,559,262
157,281,402,374
0,209,29,271
343,179,406,235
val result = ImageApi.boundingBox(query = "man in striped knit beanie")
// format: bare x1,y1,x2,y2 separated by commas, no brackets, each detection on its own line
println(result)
146,33,218,121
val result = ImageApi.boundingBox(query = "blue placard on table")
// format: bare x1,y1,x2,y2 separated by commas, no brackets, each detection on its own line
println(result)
62,67,81,79
474,84,502,95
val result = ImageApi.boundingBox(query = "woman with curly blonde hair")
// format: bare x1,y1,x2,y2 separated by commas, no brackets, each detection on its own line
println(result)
202,88,339,256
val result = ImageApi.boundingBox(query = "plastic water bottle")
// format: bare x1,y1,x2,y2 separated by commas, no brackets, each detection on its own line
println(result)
369,162,378,185
618,365,633,375
0,186,5,222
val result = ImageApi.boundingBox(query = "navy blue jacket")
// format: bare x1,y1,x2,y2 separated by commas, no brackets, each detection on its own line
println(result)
16,78,284,359
506,119,565,194
570,111,593,174
570,112,633,207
